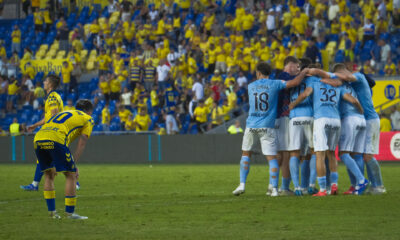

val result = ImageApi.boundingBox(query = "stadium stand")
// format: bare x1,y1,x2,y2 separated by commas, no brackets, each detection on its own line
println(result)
0,0,399,135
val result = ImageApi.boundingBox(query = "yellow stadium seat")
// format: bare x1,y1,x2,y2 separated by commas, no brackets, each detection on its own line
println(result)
39,44,48,51
50,42,59,51
57,50,66,58
86,61,95,71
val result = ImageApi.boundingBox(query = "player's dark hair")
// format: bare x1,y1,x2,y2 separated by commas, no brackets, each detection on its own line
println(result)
75,99,93,113
256,62,271,76
46,74,61,89
284,56,300,66
309,63,322,69
333,63,347,72
299,58,312,70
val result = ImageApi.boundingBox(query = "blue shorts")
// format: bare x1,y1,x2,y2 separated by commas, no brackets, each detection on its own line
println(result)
34,140,76,172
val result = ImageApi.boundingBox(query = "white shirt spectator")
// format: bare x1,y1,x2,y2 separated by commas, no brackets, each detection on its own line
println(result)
391,110,400,130
237,75,248,87
328,4,340,21
24,79,34,91
149,10,159,21
188,99,198,118
381,44,391,62
121,92,132,106
108,1,118,13
156,64,170,82
378,1,386,20
166,114,179,134
192,81,204,100
266,9,276,30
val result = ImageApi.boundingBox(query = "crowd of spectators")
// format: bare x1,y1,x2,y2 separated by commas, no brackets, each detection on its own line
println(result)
1,0,400,134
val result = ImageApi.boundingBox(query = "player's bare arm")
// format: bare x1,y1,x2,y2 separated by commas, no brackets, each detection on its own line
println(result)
73,134,89,164
334,71,356,82
308,68,331,78
289,87,313,110
342,93,364,114
285,68,309,89
321,78,343,87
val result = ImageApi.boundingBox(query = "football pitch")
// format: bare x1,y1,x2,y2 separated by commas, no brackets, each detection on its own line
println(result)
1,163,399,240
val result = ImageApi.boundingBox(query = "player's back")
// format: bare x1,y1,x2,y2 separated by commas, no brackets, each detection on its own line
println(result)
339,82,363,119
289,76,319,118
350,72,378,120
35,110,94,146
312,81,341,120
246,78,286,128
44,90,64,122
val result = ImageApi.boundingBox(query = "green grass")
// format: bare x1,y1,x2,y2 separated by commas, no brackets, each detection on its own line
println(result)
0,163,399,240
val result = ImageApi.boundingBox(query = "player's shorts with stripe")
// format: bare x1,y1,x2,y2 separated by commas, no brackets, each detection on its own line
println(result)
364,118,380,154
339,116,366,153
313,118,341,152
275,116,290,151
288,116,313,155
242,128,277,156
34,140,77,172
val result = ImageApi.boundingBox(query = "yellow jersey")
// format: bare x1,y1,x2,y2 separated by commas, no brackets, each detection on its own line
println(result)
102,107,110,124
8,80,19,95
62,63,73,83
97,54,112,70
194,106,209,123
63,105,75,111
211,106,224,125
34,110,94,146
44,90,64,122
12,29,21,43
99,81,110,94
133,114,151,132
118,109,132,123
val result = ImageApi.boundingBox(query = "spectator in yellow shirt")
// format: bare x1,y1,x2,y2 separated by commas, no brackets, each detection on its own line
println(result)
101,103,110,131
97,49,112,76
291,11,306,35
11,25,21,55
380,113,392,132
384,58,396,76
132,108,152,132
33,8,43,33
61,61,73,96
194,100,210,133
63,99,76,111
118,105,133,130
242,9,255,39
210,101,224,128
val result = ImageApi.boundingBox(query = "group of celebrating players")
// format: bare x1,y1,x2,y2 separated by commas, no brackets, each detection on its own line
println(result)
233,56,385,197
19,56,387,220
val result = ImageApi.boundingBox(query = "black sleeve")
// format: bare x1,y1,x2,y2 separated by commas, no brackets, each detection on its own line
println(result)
361,72,376,89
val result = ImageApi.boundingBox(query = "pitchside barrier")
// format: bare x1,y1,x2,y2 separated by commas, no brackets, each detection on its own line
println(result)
1,132,400,164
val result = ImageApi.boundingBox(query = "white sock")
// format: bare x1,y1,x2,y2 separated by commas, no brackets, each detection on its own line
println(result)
239,183,245,189
32,181,39,187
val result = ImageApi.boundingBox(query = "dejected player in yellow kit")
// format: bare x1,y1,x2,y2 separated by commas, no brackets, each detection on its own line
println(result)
21,75,65,191
34,99,94,219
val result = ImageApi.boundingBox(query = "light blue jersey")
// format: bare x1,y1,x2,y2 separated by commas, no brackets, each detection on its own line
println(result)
246,78,287,128
312,81,342,119
350,72,379,120
339,82,363,119
289,76,320,118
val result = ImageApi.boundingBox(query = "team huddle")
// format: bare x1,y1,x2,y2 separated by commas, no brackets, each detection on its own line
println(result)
233,57,385,197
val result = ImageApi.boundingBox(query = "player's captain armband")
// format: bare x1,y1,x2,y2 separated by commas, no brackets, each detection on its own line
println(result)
328,72,337,79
